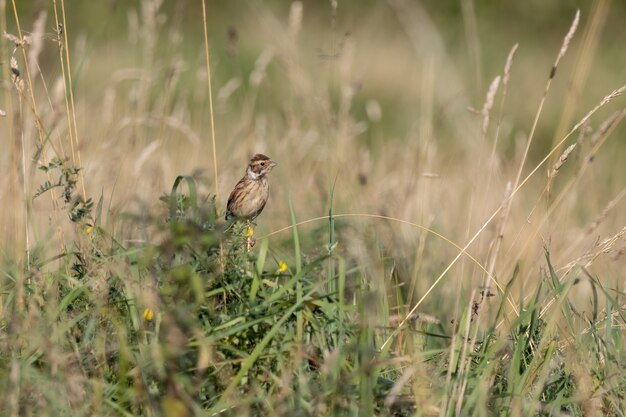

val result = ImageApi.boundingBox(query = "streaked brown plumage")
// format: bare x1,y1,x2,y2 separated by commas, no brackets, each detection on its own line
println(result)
225,154,277,221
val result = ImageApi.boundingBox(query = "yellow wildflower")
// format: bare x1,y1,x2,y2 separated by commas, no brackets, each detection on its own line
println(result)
143,308,154,322
245,226,254,237
277,261,287,273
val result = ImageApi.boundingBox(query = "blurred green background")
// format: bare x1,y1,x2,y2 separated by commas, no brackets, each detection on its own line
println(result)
7,0,626,157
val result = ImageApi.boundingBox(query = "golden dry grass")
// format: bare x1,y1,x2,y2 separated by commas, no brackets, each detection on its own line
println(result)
1,2,626,415
1,1,625,311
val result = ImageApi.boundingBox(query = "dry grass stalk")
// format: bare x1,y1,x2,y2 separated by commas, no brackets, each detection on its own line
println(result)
200,0,219,204
549,228,626,288
383,367,416,409
134,140,161,176
9,56,24,94
508,94,626,292
596,226,626,256
586,187,626,235
481,75,500,135
549,143,576,179
501,181,513,213
574,86,625,135
582,108,626,168
548,1,610,175
575,119,591,146
102,88,116,125
52,0,87,200
486,181,512,276
528,86,626,201
516,9,581,189
485,43,517,210
44,76,67,131
499,12,582,277
3,31,30,47
590,109,626,147
559,226,626,276
552,9,580,78
250,48,275,87
217,77,241,107
426,41,620,343
200,0,223,272
27,10,46,80
503,43,518,87
289,1,303,35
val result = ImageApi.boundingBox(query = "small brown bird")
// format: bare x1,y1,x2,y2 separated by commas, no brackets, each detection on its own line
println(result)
225,154,277,221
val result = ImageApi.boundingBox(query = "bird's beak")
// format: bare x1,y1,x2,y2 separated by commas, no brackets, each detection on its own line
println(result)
270,161,277,168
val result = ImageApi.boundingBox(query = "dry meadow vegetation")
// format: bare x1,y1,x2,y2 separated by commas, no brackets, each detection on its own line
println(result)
1,1,625,416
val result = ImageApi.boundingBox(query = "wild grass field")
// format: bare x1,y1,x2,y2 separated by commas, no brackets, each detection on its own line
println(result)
1,0,625,416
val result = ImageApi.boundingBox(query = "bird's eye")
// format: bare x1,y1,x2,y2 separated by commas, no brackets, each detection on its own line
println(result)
260,162,266,166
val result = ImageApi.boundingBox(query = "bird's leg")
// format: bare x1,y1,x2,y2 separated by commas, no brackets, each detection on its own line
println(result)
245,221,254,251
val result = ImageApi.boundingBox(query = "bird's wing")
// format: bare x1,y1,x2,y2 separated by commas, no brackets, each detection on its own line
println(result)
225,178,245,220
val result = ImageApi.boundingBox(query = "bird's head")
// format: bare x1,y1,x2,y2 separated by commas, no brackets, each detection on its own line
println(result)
246,154,277,179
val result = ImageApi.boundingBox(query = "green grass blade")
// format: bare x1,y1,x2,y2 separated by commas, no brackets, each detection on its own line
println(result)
288,196,303,343
211,287,319,412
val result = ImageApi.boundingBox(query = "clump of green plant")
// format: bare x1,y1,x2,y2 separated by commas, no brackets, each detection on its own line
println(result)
35,157,93,223
3,162,625,417
9,173,390,415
